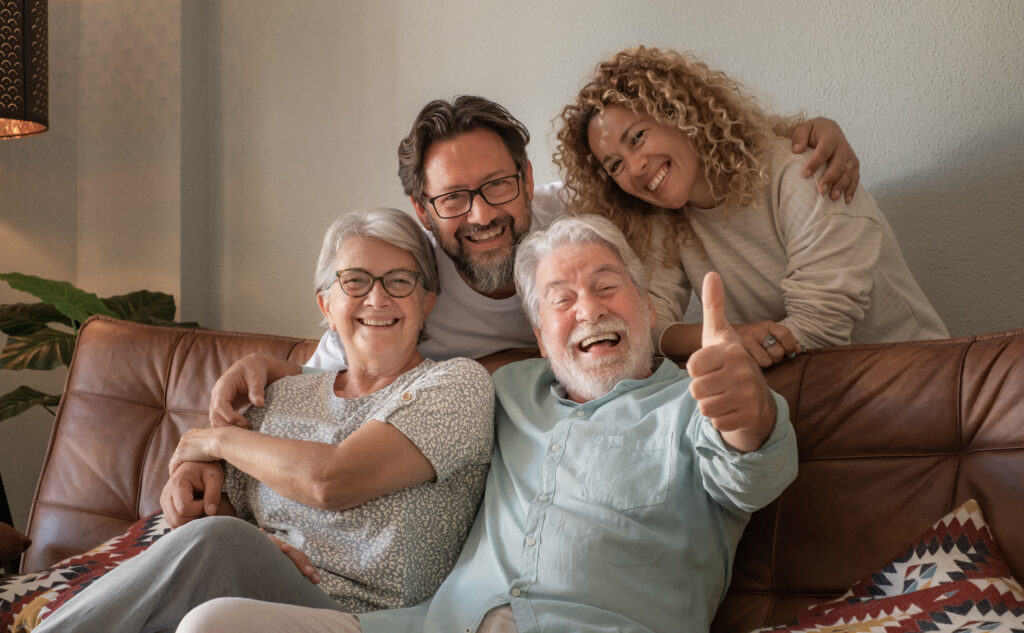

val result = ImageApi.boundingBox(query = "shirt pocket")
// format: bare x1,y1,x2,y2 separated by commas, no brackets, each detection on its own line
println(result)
576,433,674,511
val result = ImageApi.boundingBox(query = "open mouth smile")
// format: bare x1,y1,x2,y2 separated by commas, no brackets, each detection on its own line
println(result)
577,332,622,352
357,318,398,327
646,164,668,192
463,224,507,244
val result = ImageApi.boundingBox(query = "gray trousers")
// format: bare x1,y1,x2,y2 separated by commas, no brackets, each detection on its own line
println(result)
33,516,343,633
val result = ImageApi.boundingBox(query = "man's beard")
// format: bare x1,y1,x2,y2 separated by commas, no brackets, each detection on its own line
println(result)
428,204,530,295
545,314,654,402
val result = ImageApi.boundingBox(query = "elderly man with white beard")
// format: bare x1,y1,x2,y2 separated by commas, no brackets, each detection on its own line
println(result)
179,214,798,633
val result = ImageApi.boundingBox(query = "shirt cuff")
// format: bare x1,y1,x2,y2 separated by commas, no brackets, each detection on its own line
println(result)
694,391,791,458
654,320,682,356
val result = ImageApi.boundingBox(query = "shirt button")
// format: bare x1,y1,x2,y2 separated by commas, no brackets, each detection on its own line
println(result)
526,537,536,546
511,588,522,597
575,410,585,417
550,443,560,451
401,392,412,401
538,494,549,502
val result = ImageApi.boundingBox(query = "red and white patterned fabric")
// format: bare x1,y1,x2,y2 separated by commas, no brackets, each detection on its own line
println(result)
752,499,1024,632
0,513,170,632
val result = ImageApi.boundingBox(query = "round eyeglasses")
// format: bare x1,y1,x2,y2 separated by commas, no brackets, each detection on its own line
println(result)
425,173,522,219
334,268,423,298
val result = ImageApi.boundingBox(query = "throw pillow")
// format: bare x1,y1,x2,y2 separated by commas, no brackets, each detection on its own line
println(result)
0,524,30,570
0,513,170,633
751,499,1024,632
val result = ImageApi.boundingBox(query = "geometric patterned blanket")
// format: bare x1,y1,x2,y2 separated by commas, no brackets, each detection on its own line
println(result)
750,499,1024,633
4,501,1023,632
0,513,170,632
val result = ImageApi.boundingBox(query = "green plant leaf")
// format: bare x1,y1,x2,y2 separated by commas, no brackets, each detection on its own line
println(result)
0,385,61,423
0,328,77,370
0,302,73,336
0,272,117,325
102,290,178,323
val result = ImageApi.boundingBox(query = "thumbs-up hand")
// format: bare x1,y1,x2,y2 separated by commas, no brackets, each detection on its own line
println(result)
686,272,777,453
699,271,742,349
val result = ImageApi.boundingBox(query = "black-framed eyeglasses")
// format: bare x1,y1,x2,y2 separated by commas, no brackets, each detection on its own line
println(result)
425,173,522,219
334,268,423,298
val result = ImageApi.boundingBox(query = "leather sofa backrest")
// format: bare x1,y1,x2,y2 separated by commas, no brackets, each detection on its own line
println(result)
713,328,1024,632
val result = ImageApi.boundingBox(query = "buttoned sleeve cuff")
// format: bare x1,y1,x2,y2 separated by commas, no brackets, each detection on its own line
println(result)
693,391,798,514
653,320,682,356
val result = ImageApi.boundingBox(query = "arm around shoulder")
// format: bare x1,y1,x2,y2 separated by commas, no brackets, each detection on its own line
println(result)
209,352,302,427
790,117,860,203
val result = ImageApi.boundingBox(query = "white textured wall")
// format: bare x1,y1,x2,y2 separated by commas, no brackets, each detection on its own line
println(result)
75,1,181,299
0,0,185,530
212,0,1024,341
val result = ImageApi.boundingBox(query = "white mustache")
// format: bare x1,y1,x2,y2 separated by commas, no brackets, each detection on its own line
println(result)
567,317,629,348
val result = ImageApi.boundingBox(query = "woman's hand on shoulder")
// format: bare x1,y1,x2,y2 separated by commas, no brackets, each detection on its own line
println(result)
791,117,860,204
733,322,802,368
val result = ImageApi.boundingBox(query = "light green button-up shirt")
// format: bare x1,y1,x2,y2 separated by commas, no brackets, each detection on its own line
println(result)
360,357,797,633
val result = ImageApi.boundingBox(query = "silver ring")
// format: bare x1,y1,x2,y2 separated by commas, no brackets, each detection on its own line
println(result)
761,333,777,350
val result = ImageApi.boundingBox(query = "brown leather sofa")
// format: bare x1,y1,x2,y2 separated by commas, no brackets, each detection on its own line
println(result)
12,316,1024,632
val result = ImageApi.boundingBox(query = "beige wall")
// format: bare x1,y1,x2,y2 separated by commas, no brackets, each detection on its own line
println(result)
0,0,80,530
210,0,1024,339
1,0,1022,529
0,0,185,529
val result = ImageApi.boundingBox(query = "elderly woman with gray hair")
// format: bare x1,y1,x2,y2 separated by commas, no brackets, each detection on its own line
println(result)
34,207,495,633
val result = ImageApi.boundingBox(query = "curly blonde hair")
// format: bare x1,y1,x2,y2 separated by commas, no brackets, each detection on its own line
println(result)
555,46,802,258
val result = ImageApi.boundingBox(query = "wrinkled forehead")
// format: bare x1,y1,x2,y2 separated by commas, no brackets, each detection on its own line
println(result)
335,236,417,272
536,241,627,291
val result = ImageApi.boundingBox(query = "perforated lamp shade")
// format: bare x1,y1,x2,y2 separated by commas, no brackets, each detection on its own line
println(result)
0,0,47,138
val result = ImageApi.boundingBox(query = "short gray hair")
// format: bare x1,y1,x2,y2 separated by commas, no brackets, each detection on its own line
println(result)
514,214,647,328
314,208,439,297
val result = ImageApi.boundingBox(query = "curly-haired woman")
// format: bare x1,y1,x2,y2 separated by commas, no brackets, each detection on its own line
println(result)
556,46,947,366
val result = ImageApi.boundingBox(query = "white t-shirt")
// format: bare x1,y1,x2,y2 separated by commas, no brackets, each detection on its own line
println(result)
305,183,565,370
